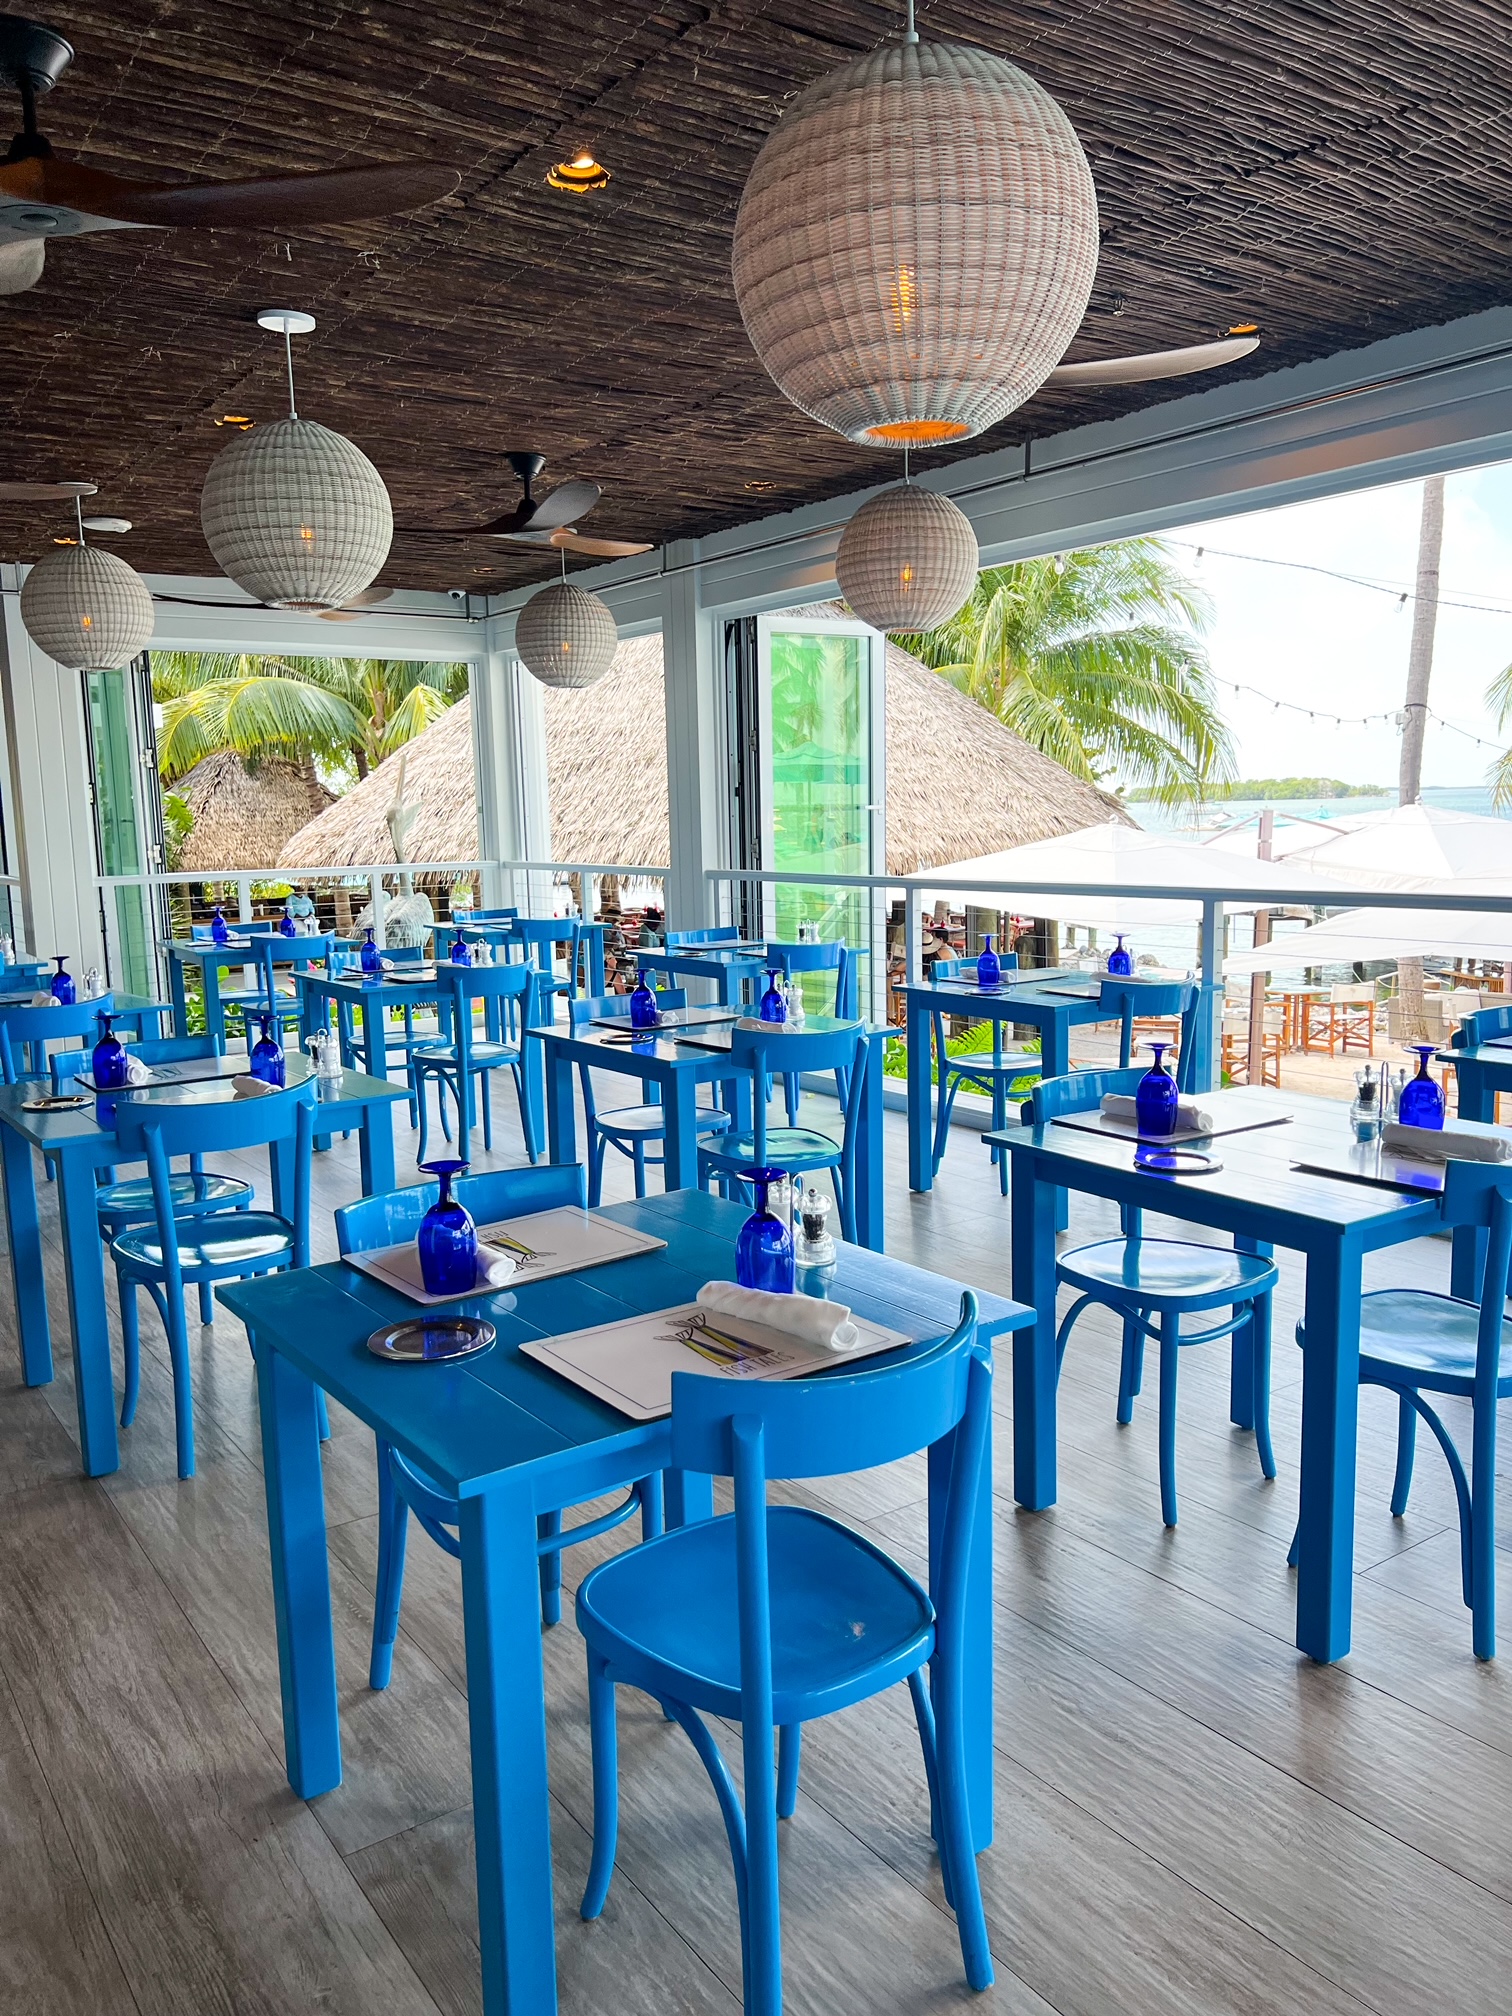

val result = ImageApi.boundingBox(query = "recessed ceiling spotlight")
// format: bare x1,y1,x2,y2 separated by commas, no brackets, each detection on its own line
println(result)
51,535,77,545
82,516,132,534
215,414,255,430
546,152,610,195
744,479,778,492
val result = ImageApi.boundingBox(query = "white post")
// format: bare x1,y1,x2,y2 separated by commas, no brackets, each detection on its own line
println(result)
1196,897,1223,1092
662,551,725,932
370,870,388,949
905,885,924,984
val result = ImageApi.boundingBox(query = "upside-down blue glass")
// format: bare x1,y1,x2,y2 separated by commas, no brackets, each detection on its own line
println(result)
629,970,658,1028
210,907,230,945
50,954,74,1004
1135,1041,1180,1136
976,933,1001,987
1398,1044,1446,1129
360,926,381,976
735,1166,795,1293
1106,933,1133,977
416,1159,478,1295
91,1011,127,1089
449,931,472,967
759,968,786,1023
278,912,297,938
249,1012,286,1086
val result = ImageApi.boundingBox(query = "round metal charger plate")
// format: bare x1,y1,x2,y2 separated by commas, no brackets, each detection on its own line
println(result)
366,1316,497,1363
1133,1146,1222,1176
21,1094,88,1111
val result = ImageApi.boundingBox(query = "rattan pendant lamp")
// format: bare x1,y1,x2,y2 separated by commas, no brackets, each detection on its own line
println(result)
515,552,619,689
20,495,154,669
200,310,393,611
731,0,1099,448
835,458,978,630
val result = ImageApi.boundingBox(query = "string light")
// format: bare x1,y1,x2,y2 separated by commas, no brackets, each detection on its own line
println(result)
1166,539,1512,618
1212,672,1503,748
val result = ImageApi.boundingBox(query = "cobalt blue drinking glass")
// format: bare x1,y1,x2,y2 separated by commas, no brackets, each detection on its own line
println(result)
759,968,787,1023
1398,1044,1445,1129
1106,933,1133,977
91,1011,127,1089
1135,1041,1180,1136
360,926,381,976
249,1013,286,1086
50,955,74,1004
210,907,230,945
976,933,1001,987
735,1167,795,1293
416,1159,478,1295
629,970,659,1028
449,931,473,967
278,913,297,938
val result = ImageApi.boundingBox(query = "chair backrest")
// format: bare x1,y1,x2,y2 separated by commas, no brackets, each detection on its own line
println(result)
334,1161,588,1254
0,995,117,1083
465,907,519,923
1097,978,1199,1088
566,989,689,1122
727,1021,869,1165
51,1031,224,1094
1439,1166,1512,1401
666,926,740,948
765,940,861,1018
1456,1002,1512,1049
668,1294,987,1782
1022,1064,1144,1124
1330,982,1376,1005
436,960,535,1055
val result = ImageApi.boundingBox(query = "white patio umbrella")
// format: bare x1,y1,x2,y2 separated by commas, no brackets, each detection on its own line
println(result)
1281,802,1512,892
1224,904,1512,975
917,820,1349,932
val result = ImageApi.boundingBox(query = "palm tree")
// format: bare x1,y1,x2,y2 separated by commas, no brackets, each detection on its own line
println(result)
894,540,1234,808
150,653,469,787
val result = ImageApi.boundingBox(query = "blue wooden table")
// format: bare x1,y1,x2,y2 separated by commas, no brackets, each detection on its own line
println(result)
0,1054,408,1476
219,1187,1031,2016
162,936,323,1045
902,971,1113,1193
461,920,610,997
992,1086,1445,1665
529,1012,887,1248
632,942,769,1006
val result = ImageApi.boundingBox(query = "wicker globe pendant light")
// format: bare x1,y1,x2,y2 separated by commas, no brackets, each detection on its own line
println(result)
515,573,619,690
836,479,978,631
20,499,154,669
731,3,1098,448
200,310,392,611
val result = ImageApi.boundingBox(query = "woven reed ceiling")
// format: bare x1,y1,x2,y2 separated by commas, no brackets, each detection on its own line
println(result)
1,0,1508,593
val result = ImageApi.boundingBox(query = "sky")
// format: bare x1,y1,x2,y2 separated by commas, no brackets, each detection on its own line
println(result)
1168,462,1512,790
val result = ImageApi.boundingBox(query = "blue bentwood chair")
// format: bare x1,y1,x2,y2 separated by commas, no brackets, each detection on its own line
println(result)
0,994,116,1084
410,961,538,1164
334,1164,664,1687
1022,1067,1279,1526
568,990,732,1204
1289,1163,1512,1660
221,934,337,1047
575,1293,993,2012
697,1022,871,1242
765,940,856,1121
109,1081,316,1479
926,955,1041,1191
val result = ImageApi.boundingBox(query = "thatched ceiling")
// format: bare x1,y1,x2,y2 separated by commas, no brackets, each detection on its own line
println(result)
1,1,1506,592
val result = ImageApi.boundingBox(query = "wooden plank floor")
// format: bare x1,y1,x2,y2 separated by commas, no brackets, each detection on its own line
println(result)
3,1075,1511,2014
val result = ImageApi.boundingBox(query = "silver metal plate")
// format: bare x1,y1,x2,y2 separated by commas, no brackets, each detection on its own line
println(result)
365,1316,497,1362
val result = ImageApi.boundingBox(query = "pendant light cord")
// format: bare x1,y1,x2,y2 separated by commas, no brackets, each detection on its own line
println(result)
904,0,918,43
904,444,911,485
284,328,299,419
75,495,86,546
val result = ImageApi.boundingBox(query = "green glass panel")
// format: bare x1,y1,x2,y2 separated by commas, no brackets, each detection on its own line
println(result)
768,630,872,1009
85,668,153,995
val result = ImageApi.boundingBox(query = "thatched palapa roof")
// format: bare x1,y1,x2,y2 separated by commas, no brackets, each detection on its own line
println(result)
174,751,335,873
277,634,1125,875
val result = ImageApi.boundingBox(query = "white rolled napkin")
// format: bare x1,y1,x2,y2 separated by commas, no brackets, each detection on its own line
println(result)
1383,1121,1512,1164
1101,1093,1215,1133
696,1278,859,1352
475,1241,518,1288
123,1053,154,1085
28,991,51,1006
735,1015,796,1034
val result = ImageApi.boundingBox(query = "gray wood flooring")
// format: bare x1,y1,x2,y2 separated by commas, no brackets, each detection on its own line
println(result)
2,1074,1510,2014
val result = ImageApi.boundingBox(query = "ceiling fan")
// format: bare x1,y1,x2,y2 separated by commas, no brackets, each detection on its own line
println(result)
401,452,653,557
0,13,461,296
1041,326,1261,391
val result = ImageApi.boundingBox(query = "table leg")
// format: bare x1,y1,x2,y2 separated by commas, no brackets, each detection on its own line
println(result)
665,1470,714,1524
1229,1234,1272,1429
361,994,384,1084
168,955,188,1039
519,1017,545,1161
203,962,226,1049
1295,1235,1362,1663
544,1044,577,1166
253,1335,341,1796
360,1098,396,1197
929,1405,993,1852
1,1119,51,1384
907,994,932,1192
588,934,605,996
1009,1150,1058,1509
55,1150,119,1475
855,1034,885,1251
1039,1012,1072,1233
1451,1064,1491,1297
662,1074,700,1193
458,1480,559,2016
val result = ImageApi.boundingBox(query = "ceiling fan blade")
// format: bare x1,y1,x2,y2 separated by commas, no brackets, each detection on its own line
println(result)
75,162,462,230
0,480,97,501
396,511,534,539
317,585,392,620
521,480,602,533
548,530,654,557
1044,334,1260,390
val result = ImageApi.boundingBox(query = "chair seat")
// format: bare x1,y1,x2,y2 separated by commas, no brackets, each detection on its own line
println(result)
411,1040,520,1069
946,1053,1043,1088
577,1505,933,1722
1059,1237,1279,1314
112,1212,296,1277
1307,1288,1512,1397
702,1125,841,1166
96,1171,253,1220
596,1103,732,1137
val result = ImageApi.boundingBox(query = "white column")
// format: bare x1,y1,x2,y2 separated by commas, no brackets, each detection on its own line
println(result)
0,588,106,971
476,620,552,913
661,549,726,931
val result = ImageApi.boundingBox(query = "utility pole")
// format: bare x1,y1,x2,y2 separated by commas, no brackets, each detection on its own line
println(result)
1398,473,1446,1041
